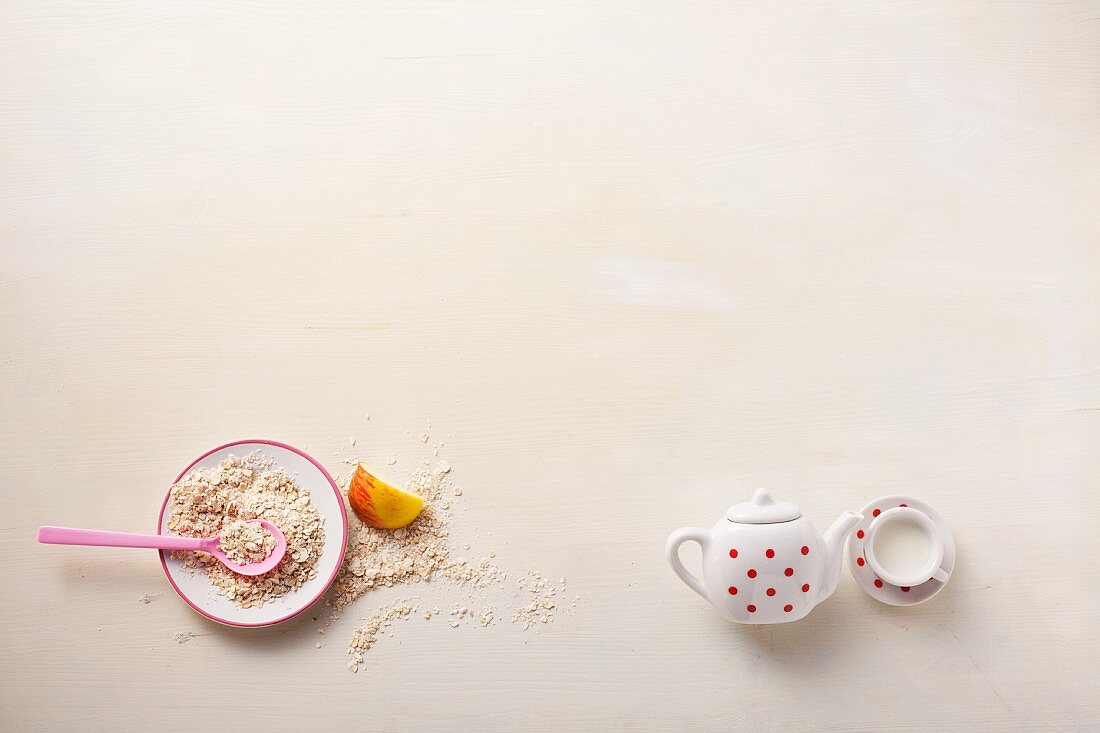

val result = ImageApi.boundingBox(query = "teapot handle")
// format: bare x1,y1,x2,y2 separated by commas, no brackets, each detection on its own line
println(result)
665,527,711,600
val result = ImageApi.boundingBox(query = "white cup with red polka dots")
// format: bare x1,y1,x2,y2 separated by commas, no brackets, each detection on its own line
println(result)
863,507,950,588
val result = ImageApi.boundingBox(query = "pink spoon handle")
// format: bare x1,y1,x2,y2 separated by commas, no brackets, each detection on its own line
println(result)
38,526,208,552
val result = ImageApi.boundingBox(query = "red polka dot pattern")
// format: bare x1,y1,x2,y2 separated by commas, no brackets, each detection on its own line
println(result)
801,545,809,555
783,604,793,613
747,604,756,613
766,588,776,597
747,568,757,578
856,530,864,539
856,557,865,566
729,549,738,558
901,586,910,592
874,578,884,588
899,503,908,507
872,508,881,517
728,586,737,595
765,549,775,558
784,567,794,577
801,583,810,593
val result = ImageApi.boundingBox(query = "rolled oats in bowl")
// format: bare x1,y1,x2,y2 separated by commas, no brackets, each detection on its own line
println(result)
166,451,326,609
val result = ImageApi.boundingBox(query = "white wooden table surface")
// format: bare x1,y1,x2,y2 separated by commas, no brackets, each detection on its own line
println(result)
2,1,1099,730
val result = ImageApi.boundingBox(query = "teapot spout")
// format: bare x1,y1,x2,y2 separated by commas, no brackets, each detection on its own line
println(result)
821,510,863,597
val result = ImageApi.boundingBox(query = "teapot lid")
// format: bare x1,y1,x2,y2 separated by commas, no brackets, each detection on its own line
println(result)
726,488,801,523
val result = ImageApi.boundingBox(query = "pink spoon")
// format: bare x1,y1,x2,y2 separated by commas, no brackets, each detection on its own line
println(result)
37,519,287,576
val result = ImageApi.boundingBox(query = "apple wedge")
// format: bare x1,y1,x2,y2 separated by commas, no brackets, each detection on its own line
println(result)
347,464,424,529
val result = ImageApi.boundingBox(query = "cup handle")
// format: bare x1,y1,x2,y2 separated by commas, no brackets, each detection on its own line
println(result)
665,527,711,600
931,566,950,583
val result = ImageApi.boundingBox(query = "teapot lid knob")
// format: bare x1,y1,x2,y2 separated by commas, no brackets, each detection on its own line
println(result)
727,488,801,524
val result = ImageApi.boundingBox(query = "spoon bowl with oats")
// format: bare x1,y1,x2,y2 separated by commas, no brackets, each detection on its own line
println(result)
38,519,287,576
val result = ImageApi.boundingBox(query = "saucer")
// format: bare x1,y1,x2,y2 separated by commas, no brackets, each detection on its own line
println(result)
845,495,954,607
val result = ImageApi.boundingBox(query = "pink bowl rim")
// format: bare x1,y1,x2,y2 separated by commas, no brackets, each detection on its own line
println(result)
157,438,349,628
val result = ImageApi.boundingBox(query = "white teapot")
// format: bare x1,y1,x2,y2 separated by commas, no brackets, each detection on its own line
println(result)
666,489,862,624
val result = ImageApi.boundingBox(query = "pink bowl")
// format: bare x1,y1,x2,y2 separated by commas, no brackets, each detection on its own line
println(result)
157,439,348,628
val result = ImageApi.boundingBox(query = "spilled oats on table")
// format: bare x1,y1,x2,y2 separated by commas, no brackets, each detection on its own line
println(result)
329,430,579,673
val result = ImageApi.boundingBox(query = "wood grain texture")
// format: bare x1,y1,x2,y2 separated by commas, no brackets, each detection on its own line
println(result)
2,1,1099,731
